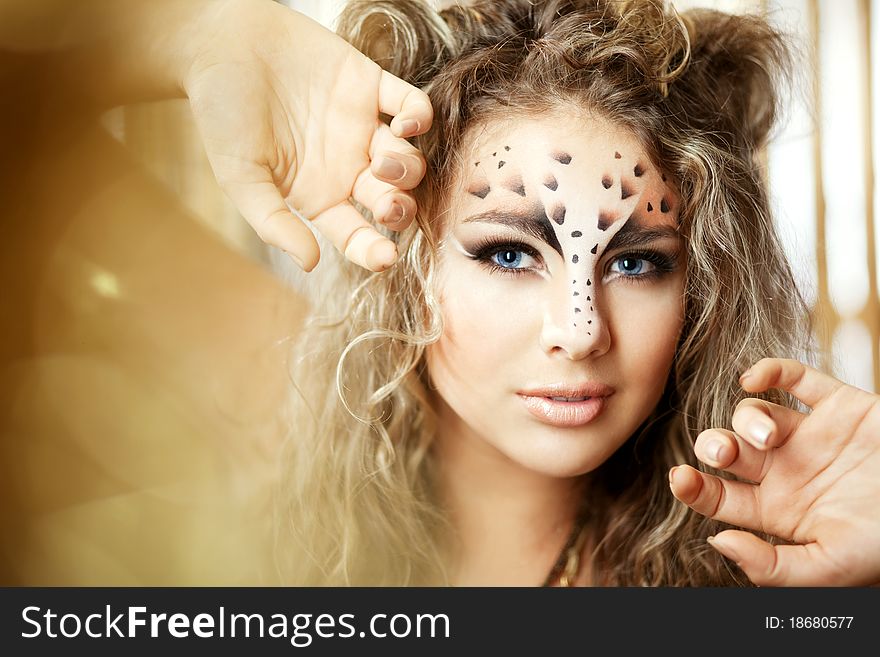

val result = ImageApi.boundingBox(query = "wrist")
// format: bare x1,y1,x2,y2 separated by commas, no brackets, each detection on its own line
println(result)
174,0,237,97
181,0,301,95
127,0,227,101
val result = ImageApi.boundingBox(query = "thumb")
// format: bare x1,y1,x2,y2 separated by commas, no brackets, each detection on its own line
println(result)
708,530,844,587
222,177,321,272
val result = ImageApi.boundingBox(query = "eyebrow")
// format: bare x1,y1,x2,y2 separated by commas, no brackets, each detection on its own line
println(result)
462,209,680,257
462,207,563,256
603,217,680,254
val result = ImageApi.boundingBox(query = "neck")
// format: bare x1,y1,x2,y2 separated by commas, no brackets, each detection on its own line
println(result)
433,400,588,586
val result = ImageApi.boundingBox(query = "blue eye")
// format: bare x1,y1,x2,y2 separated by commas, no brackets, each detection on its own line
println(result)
467,238,543,275
493,249,525,269
610,255,655,277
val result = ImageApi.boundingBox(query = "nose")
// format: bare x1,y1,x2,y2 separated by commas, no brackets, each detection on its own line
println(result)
539,282,611,360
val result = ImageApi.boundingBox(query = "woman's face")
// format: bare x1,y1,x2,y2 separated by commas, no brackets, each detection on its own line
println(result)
426,110,686,478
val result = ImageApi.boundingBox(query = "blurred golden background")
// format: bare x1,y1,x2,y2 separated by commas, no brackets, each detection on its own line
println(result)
1,0,879,586
0,75,307,584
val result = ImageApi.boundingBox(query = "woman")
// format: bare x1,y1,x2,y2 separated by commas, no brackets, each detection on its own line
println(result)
276,0,880,587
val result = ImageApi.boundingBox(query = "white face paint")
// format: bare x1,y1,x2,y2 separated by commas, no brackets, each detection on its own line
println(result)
427,109,686,478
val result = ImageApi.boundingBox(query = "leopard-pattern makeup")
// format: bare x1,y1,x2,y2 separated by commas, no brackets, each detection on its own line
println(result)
460,136,677,333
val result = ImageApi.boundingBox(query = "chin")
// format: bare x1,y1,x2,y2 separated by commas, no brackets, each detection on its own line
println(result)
504,428,622,479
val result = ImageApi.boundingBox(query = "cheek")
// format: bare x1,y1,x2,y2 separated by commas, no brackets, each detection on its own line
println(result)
426,263,540,394
608,276,684,386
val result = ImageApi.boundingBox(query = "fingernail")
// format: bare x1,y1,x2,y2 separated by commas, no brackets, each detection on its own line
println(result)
668,466,678,485
375,157,407,182
705,439,724,462
707,536,742,565
399,119,421,136
739,369,752,383
385,201,404,225
750,420,772,446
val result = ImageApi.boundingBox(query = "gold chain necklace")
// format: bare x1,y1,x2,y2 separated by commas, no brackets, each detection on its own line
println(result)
541,512,590,587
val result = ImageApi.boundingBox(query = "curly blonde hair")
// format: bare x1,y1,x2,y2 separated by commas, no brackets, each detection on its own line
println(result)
275,0,811,586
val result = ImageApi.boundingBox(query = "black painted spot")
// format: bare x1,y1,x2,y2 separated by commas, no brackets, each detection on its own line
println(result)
544,176,558,191
469,185,490,199
571,230,582,237
621,182,634,200
660,198,670,213
588,320,592,324
492,152,497,157
590,306,594,311
586,296,591,301
573,291,579,296
498,160,506,169
475,161,480,167
575,308,582,313
504,145,510,151
590,244,598,254
602,175,613,189
588,332,592,336
586,279,591,286
572,254,579,264
647,202,653,212
634,164,645,177
574,323,577,327
572,279,576,284
597,211,615,230
550,205,566,225
554,152,572,165
505,175,526,197
614,151,622,159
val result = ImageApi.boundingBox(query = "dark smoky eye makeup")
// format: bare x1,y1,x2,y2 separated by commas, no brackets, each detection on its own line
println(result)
461,235,545,276
603,246,681,283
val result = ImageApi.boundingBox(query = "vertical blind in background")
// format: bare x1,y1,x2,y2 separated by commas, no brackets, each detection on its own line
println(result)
111,0,880,393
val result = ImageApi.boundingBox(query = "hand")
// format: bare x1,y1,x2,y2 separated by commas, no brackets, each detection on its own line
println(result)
669,357,880,586
183,0,432,272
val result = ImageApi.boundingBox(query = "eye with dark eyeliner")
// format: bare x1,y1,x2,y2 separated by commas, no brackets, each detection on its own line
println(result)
464,236,543,275
604,248,679,283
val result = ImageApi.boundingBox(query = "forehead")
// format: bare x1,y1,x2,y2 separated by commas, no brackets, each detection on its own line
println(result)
449,111,677,226
462,111,645,170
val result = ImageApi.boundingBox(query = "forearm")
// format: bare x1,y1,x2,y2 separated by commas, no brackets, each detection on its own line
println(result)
0,0,225,106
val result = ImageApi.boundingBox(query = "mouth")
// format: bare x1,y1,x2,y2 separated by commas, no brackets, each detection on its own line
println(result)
517,383,614,428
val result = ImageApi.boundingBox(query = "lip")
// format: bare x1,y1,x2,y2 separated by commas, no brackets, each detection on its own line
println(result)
517,383,614,428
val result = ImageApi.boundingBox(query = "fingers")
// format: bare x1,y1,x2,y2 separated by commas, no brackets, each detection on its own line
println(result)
223,178,320,272
708,530,850,586
378,70,433,138
369,122,426,190
359,123,425,230
731,397,806,451
311,201,398,272
373,192,415,230
740,358,845,410
694,428,770,483
353,169,416,230
669,465,763,531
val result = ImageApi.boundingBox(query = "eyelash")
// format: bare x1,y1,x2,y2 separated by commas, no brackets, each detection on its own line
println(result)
466,238,677,282
466,237,543,277
606,249,678,284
